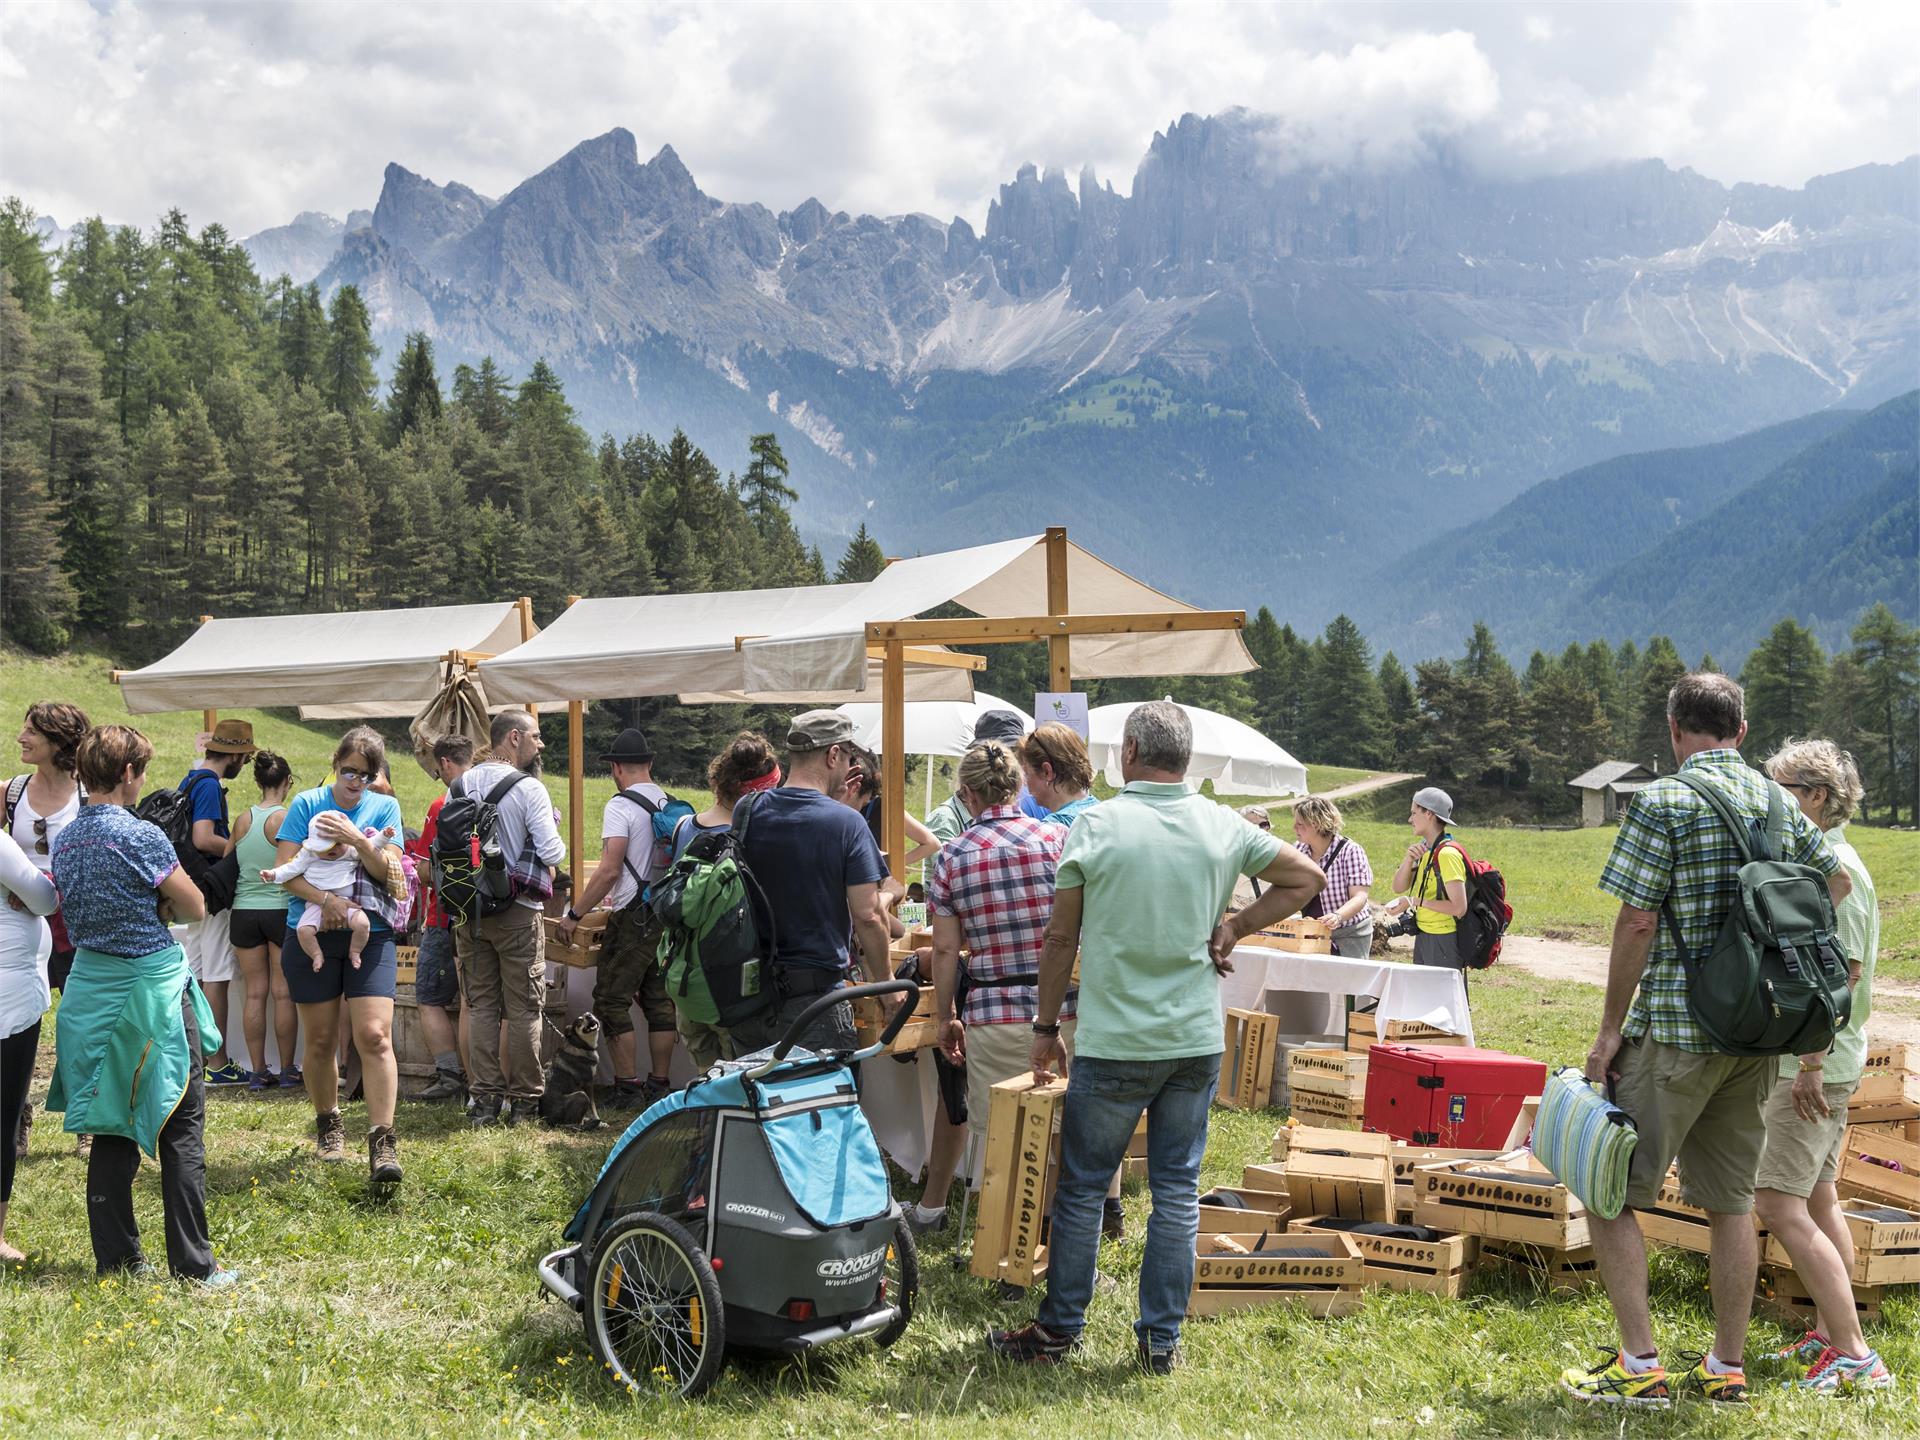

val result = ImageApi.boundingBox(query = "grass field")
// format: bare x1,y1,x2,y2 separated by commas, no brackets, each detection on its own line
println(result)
3,648,1918,1434
1,968,1914,1438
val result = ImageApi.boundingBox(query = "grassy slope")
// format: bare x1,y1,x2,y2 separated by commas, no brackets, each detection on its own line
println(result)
1,970,1914,1438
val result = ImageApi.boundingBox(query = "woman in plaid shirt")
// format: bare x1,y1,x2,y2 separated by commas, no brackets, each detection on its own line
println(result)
926,742,1127,1241
1290,796,1374,957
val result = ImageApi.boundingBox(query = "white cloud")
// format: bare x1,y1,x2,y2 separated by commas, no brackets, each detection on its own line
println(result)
0,0,1914,239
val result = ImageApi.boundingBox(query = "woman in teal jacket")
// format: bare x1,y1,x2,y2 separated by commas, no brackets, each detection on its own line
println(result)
48,725,235,1286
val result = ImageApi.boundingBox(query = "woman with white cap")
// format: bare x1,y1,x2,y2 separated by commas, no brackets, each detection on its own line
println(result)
1381,786,1470,969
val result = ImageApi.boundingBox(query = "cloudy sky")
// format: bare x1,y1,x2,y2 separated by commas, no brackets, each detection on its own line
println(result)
4,0,1915,236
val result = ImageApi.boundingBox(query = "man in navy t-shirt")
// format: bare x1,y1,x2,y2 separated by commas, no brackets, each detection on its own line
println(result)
728,710,891,1054
179,720,256,1084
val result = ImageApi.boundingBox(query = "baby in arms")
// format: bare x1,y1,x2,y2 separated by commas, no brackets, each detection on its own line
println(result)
262,825,396,970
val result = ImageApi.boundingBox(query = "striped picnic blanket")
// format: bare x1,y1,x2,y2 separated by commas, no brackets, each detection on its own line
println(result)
1532,1065,1638,1219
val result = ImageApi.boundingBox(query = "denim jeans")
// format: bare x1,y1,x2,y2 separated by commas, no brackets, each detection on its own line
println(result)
1037,1051,1220,1351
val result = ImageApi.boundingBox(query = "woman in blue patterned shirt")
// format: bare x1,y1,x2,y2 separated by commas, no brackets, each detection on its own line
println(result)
49,725,234,1285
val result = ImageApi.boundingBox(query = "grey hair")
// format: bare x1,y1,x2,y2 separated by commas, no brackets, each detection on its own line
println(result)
1765,737,1865,830
1124,700,1192,774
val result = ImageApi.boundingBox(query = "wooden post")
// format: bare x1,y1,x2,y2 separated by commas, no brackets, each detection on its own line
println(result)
515,596,537,716
882,640,907,883
198,615,217,736
565,595,585,875
1044,526,1071,694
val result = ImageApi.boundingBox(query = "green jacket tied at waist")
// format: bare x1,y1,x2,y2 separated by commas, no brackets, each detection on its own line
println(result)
48,943,222,1156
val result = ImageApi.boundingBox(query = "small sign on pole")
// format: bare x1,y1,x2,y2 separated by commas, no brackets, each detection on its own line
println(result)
1034,691,1088,738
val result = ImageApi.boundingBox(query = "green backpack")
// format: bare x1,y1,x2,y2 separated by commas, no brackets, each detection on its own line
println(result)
649,793,776,1029
1662,772,1851,1058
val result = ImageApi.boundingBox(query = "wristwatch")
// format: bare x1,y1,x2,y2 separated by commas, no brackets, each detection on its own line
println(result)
564,906,580,922
1031,1020,1061,1036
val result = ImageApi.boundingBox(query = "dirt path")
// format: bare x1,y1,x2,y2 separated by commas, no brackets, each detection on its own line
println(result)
1499,934,1920,1047
1255,772,1419,808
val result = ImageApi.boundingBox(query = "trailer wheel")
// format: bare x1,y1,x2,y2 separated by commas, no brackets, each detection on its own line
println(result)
872,1218,919,1349
585,1209,726,1398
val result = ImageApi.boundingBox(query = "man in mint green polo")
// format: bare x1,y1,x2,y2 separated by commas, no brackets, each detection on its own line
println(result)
987,700,1326,1375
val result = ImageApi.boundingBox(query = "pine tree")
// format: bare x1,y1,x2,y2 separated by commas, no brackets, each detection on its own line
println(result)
1524,664,1611,808
1849,602,1920,824
743,432,797,527
0,197,53,316
834,523,887,583
385,330,443,439
1634,636,1688,768
0,291,75,649
1377,652,1417,768
320,284,379,420
452,356,512,438
1456,623,1524,788
1740,618,1829,763
1301,615,1385,766
35,312,126,632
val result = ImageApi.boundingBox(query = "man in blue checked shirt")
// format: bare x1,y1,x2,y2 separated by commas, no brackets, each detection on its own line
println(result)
1563,673,1847,1410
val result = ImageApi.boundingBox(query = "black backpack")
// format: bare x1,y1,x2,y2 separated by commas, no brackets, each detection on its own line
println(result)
433,771,527,925
135,770,238,914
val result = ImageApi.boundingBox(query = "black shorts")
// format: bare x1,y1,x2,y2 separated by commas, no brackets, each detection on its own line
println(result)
229,907,287,952
282,928,397,1004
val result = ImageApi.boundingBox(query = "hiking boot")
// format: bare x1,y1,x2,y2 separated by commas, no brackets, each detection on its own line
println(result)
606,1080,649,1110
1101,1198,1126,1240
204,1062,246,1087
469,1096,503,1128
1136,1339,1181,1376
1559,1349,1671,1408
500,1101,524,1128
1675,1353,1748,1404
414,1069,468,1104
640,1075,673,1107
13,1101,29,1158
986,1320,1080,1365
315,1109,348,1162
1794,1346,1894,1393
368,1125,402,1186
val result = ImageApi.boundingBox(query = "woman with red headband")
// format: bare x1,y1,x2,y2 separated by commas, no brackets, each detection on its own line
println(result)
664,732,782,1068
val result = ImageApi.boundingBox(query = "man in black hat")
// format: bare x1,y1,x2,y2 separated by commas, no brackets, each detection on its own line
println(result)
179,719,258,1085
557,727,682,1107
927,710,1045,842
726,710,892,1054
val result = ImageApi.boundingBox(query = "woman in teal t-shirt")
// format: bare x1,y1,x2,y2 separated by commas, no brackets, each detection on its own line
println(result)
227,751,299,1090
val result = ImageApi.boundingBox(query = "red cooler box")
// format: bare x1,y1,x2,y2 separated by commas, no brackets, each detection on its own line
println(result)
1363,1044,1547,1148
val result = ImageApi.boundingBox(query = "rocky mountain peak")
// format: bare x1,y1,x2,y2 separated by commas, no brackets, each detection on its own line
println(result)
372,164,493,276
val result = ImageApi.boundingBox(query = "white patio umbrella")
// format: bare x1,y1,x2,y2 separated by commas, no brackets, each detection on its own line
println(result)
836,691,1032,758
1087,698,1307,796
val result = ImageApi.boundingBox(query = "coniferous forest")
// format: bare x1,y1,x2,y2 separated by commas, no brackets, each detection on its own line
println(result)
1,201,1914,822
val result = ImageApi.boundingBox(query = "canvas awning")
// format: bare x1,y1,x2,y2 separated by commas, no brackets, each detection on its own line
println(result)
477,587,976,706
117,601,534,716
480,535,1254,705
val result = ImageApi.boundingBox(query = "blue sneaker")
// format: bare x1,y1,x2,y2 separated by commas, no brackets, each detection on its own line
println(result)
247,1069,274,1092
204,1062,246,1087
1795,1346,1893,1393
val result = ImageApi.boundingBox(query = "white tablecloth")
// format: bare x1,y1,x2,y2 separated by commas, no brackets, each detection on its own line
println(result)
1220,945,1475,1043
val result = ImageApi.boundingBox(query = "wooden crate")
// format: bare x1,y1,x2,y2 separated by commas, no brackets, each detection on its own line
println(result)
970,1075,1066,1286
851,984,939,1054
1391,1146,1507,1221
1290,1088,1367,1130
1481,1239,1600,1294
1864,1042,1913,1073
1293,1216,1479,1296
541,910,608,968
1413,1153,1589,1249
1764,1204,1920,1286
1188,1230,1365,1317
393,944,420,987
1848,1067,1920,1123
1837,1128,1920,1209
1219,1008,1280,1109
1120,1116,1149,1185
1854,1117,1920,1144
1240,916,1333,954
1198,1189,1290,1234
1755,1265,1886,1328
1289,1047,1369,1097
1346,1012,1467,1049
1285,1126,1393,1223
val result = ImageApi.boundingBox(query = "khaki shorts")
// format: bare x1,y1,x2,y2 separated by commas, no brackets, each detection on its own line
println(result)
1613,1034,1774,1214
1754,1074,1856,1198
182,911,236,983
965,1018,1076,1146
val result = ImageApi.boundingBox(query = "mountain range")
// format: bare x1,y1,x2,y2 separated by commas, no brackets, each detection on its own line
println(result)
218,110,1918,655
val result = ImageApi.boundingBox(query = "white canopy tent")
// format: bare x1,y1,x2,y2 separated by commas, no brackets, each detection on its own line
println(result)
116,601,536,718
835,692,1032,758
1088,698,1307,797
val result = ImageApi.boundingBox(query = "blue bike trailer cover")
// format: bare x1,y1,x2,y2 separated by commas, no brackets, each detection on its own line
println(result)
564,1061,872,1240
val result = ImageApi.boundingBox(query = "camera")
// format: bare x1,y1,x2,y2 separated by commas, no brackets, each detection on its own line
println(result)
1382,908,1421,939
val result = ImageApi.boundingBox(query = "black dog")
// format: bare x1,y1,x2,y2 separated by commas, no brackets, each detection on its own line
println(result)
539,1012,604,1130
